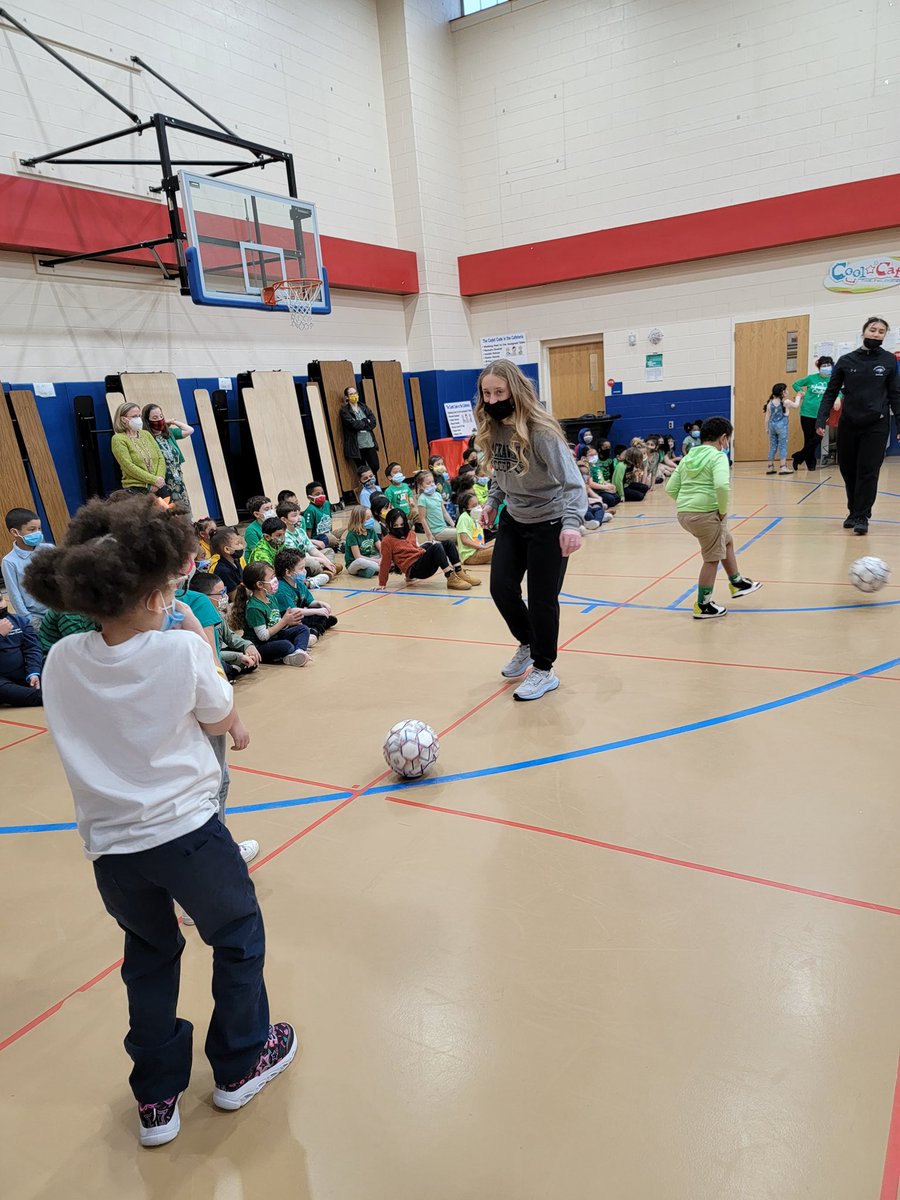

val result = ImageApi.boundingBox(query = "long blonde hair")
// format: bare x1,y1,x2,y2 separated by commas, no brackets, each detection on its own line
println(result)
473,359,565,475
347,504,369,535
112,400,140,434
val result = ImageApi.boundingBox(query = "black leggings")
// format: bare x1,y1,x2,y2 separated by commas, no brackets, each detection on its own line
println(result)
408,541,460,580
793,415,821,469
623,482,650,501
351,446,380,478
838,419,888,520
489,511,568,671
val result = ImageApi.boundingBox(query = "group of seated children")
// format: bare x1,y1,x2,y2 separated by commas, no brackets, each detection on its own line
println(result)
574,429,682,507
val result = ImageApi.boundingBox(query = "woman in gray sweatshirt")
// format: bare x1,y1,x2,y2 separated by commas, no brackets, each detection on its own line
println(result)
475,360,585,702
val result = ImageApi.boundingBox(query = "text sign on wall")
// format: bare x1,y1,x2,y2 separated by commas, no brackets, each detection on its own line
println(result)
444,401,476,438
480,333,528,366
824,255,900,293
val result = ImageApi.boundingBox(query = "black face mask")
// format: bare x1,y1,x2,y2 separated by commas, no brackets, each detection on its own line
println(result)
600,446,612,458
486,398,515,421
391,521,409,538
864,337,884,350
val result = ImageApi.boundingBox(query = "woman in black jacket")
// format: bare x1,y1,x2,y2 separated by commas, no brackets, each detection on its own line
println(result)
817,315,900,534
339,385,380,479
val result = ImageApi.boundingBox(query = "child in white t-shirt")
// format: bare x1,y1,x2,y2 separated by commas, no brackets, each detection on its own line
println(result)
28,495,296,1148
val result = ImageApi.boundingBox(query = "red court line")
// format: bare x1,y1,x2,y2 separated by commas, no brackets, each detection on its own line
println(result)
0,715,47,730
335,594,387,617
387,796,900,917
0,729,46,753
0,646,517,1054
881,1055,900,1200
559,503,769,649
228,763,349,793
336,627,515,651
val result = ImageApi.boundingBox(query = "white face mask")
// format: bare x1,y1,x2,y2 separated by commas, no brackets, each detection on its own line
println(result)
215,593,229,611
127,416,143,431
261,508,275,521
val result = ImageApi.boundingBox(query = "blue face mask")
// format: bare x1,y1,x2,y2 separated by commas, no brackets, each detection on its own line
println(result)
820,366,833,378
391,472,404,484
22,531,43,547
476,476,489,486
423,484,436,495
160,601,184,632
364,517,377,530
691,430,700,440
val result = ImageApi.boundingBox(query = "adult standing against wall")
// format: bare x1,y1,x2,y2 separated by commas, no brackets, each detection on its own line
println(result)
817,316,900,535
110,402,167,497
476,359,584,702
791,356,834,471
340,385,380,481
142,404,194,515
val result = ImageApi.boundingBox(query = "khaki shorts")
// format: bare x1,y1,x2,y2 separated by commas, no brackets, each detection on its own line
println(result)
678,510,730,562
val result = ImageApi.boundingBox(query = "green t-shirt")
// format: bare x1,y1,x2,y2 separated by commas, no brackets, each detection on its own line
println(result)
283,524,313,554
384,483,413,514
244,519,264,552
418,491,449,533
455,510,484,563
38,610,98,654
303,501,333,537
344,528,378,565
593,457,615,482
244,594,281,643
275,576,314,613
793,373,830,418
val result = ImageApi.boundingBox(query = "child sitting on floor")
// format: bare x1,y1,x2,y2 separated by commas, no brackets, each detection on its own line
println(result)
613,448,651,501
2,507,53,631
193,517,217,569
246,517,286,568
344,505,382,577
228,562,313,666
384,464,419,525
189,571,261,682
0,596,43,707
277,501,337,582
211,527,246,597
243,495,276,552
303,482,342,554
415,471,458,543
455,491,494,566
377,508,475,592
38,609,98,653
273,549,337,640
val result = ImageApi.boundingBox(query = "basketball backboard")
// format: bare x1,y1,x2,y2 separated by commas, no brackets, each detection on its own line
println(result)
181,171,331,315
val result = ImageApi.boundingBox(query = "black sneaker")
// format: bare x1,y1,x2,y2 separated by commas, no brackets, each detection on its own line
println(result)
138,1092,182,1147
729,578,762,598
854,519,869,535
692,599,727,619
843,516,856,529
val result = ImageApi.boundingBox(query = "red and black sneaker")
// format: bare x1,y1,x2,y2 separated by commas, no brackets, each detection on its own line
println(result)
213,1023,298,1111
138,1092,182,1147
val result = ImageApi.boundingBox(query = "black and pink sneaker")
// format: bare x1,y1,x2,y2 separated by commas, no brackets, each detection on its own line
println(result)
213,1023,298,1111
138,1092,182,1147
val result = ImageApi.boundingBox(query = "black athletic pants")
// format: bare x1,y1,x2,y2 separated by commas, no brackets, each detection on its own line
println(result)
407,541,460,580
490,511,568,671
793,415,821,470
838,419,887,521
351,446,380,478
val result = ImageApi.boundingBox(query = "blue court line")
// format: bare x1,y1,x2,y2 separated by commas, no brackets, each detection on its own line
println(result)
6,654,900,836
666,517,783,610
796,477,831,503
0,790,349,836
365,654,900,795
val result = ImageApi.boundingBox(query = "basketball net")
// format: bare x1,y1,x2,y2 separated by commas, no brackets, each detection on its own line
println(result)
262,279,322,331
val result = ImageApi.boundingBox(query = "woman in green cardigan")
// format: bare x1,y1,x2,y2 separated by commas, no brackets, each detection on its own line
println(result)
110,402,167,495
142,403,194,515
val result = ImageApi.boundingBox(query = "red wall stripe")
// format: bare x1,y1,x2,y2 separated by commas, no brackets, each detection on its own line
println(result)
458,174,900,296
0,173,418,295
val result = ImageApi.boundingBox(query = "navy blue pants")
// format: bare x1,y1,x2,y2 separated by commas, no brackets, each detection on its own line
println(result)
257,622,310,663
92,816,269,1103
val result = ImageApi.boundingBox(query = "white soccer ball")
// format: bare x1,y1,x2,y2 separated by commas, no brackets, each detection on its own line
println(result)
849,556,890,593
382,719,440,780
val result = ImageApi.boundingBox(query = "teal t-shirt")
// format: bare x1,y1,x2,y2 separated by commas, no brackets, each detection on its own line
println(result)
793,372,830,418
275,576,314,613
344,528,378,565
244,520,264,552
385,483,413,514
418,491,449,533
177,587,223,664
244,594,282,643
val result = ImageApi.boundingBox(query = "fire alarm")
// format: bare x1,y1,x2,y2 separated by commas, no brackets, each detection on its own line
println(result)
627,332,637,346
648,327,664,345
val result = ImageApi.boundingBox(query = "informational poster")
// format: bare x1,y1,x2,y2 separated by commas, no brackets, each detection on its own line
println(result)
645,353,663,383
814,341,836,360
480,333,528,366
836,341,855,358
33,382,55,397
444,400,477,438
218,377,232,391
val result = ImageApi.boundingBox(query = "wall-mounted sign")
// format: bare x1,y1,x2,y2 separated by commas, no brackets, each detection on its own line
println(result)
444,400,476,438
824,255,900,293
480,333,528,366
645,352,663,383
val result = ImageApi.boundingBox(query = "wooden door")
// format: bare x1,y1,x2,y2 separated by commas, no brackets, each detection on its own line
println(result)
548,341,604,421
734,316,809,462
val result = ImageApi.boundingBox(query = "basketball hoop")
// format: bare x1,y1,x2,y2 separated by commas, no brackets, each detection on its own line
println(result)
261,278,323,331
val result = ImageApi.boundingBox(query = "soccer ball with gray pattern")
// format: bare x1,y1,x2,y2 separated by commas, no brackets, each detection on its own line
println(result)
849,556,890,593
383,719,440,779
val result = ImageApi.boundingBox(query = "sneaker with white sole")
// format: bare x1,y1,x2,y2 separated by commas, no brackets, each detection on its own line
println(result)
728,578,762,598
284,649,310,667
501,644,533,679
692,599,727,619
583,519,601,531
213,1022,298,1111
309,573,330,588
138,1092,182,1147
513,667,560,701
238,839,259,864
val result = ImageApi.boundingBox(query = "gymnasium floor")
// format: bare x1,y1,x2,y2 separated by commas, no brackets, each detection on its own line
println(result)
3,466,900,1200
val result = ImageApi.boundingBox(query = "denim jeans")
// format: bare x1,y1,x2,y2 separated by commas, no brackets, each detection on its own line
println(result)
768,420,788,460
92,816,269,1103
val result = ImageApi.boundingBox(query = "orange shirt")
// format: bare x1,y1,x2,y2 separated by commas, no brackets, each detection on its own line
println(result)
378,529,425,586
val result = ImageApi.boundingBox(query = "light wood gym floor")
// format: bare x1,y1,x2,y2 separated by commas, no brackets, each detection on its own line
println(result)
2,466,900,1200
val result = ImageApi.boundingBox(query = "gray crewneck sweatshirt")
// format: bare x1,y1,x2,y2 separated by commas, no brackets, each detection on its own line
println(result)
486,423,585,531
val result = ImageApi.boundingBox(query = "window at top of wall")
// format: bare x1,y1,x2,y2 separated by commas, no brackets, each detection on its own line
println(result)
461,0,508,14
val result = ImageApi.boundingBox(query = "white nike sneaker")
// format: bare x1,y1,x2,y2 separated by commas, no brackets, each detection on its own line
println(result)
500,644,533,679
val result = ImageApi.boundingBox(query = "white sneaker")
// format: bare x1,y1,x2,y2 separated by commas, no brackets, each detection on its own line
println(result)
307,633,318,647
239,839,259,864
583,519,601,531
501,644,534,679
309,573,329,588
284,649,310,667
513,667,560,701
601,511,613,524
